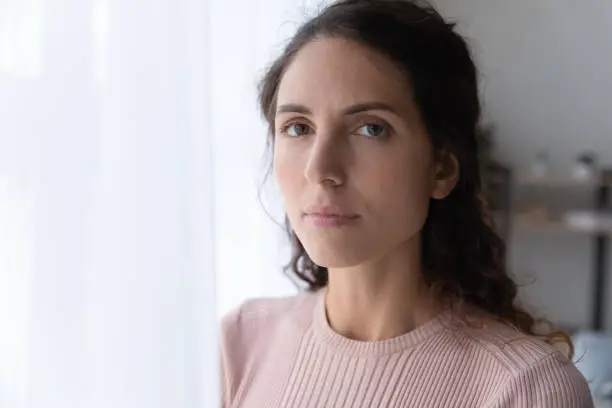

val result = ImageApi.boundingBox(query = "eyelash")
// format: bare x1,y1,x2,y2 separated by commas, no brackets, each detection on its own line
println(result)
355,122,389,138
277,120,392,139
278,121,313,138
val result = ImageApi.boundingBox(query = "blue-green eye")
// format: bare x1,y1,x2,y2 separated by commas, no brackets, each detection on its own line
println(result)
357,123,387,138
282,123,311,137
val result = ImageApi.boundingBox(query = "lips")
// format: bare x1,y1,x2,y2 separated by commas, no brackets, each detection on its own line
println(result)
303,207,360,227
303,205,358,218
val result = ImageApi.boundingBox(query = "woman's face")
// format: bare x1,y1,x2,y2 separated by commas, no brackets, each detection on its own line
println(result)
273,37,456,268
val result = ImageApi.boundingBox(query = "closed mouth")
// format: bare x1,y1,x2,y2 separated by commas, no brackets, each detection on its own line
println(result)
303,213,360,227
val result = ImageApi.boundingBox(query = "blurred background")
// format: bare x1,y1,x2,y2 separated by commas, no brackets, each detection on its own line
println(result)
0,0,611,407
436,0,612,334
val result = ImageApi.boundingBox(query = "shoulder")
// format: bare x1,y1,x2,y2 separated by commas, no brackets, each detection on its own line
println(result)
220,290,319,343
490,351,594,407
447,317,593,407
220,290,321,406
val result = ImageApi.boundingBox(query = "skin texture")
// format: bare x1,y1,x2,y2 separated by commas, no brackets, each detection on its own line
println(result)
273,37,459,341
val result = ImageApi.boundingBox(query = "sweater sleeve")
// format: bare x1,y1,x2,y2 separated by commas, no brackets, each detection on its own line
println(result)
490,352,594,408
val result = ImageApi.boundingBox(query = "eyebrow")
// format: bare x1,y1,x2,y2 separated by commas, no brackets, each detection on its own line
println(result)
275,102,398,116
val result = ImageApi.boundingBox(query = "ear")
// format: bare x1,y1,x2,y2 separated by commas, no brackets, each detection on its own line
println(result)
431,151,460,200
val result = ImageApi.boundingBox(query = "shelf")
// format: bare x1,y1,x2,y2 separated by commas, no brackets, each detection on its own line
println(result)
507,167,612,331
516,176,612,187
513,214,612,235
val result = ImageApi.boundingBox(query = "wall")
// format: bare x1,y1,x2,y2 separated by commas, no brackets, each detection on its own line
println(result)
433,0,612,329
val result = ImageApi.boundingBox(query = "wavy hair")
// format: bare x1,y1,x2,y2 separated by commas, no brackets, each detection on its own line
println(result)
257,0,572,357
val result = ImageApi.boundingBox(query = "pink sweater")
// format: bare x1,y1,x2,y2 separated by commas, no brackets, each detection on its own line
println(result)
221,290,593,407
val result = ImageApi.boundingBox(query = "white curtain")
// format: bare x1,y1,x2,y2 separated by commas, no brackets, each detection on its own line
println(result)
0,0,317,407
210,0,311,317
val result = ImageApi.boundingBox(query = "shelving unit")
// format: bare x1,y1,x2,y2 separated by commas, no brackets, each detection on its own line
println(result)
511,170,612,331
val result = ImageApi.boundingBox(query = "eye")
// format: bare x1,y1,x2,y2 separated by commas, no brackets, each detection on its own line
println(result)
356,123,387,138
280,122,312,137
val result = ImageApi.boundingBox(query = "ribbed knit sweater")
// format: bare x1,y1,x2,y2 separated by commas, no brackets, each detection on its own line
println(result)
220,290,593,407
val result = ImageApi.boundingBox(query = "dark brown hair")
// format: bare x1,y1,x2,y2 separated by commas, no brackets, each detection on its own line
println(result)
258,0,571,356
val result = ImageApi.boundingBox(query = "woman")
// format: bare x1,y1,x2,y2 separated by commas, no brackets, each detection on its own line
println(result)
221,0,593,407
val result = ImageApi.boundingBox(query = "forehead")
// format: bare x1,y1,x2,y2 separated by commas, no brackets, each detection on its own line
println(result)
276,37,413,112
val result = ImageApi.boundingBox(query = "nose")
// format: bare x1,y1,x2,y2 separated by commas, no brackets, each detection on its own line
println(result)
303,133,347,188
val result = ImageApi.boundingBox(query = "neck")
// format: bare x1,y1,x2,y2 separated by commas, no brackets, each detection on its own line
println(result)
325,237,439,341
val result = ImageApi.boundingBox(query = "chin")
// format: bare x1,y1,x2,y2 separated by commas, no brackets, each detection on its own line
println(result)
291,218,378,268
301,242,371,269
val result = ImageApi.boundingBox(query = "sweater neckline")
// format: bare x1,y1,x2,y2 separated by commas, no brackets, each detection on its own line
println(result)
311,288,451,357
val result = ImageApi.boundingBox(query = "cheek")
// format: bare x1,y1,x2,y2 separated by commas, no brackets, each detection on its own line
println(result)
369,147,435,229
273,143,303,203
383,165,431,208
